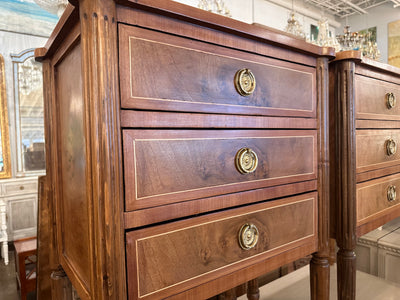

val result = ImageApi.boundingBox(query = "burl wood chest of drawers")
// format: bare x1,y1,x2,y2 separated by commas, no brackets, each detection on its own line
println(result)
330,50,400,300
35,0,334,299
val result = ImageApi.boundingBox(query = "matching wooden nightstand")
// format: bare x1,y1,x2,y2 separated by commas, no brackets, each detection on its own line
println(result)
329,50,400,300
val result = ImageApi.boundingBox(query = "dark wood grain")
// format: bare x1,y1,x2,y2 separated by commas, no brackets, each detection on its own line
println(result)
36,176,52,300
78,0,126,299
124,180,317,228
123,130,317,210
34,4,78,61
120,110,317,129
356,119,400,129
37,57,62,300
356,129,400,173
355,75,400,121
126,193,317,300
329,48,400,300
119,24,316,117
330,60,357,300
37,0,332,299
357,173,400,226
310,56,330,300
165,241,316,300
116,0,334,57
55,41,91,296
356,164,400,183
246,279,259,300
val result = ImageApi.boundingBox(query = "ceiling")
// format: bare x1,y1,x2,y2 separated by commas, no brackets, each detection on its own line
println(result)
305,0,399,18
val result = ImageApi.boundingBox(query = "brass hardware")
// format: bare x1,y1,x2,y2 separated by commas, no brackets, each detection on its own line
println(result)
238,223,259,250
234,68,256,96
19,186,24,190
386,139,397,156
386,92,396,109
387,185,397,202
235,147,258,174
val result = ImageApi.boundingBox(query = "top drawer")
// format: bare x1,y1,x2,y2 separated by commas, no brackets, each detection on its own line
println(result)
119,25,316,118
1,180,38,197
356,75,400,120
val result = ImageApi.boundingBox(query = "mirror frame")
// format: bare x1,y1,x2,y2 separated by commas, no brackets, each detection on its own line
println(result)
0,54,11,179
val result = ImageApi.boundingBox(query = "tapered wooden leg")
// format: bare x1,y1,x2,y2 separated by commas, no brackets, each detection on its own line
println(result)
247,278,259,300
337,248,356,300
310,254,330,300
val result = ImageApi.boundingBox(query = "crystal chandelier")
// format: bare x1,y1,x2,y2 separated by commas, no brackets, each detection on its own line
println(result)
285,12,305,39
311,17,340,52
198,0,231,17
360,31,381,61
336,25,362,51
284,0,305,39
34,0,68,17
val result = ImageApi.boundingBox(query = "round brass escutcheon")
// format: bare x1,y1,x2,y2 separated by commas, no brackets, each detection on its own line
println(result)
238,223,259,250
386,92,396,109
386,138,397,156
235,148,258,174
234,68,256,96
387,185,397,202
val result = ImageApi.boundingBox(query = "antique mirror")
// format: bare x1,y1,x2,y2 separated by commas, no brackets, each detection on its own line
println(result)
0,54,11,179
11,49,45,176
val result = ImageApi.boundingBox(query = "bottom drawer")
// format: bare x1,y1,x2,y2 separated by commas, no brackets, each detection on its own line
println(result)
357,173,400,228
126,192,317,299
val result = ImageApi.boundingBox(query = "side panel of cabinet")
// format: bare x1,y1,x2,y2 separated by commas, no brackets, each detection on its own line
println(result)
54,41,92,296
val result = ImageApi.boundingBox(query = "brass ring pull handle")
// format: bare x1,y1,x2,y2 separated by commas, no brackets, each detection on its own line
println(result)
235,147,258,174
238,223,259,250
234,68,256,96
386,139,397,156
387,185,397,202
386,92,396,109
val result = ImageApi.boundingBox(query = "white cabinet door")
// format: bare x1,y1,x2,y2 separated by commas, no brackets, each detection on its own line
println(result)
6,193,37,240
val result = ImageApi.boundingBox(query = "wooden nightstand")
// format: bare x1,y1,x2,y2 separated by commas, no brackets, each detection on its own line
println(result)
330,50,400,299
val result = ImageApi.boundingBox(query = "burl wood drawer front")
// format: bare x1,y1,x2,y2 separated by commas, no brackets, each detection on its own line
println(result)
356,130,400,174
357,173,400,226
119,25,316,117
123,130,317,211
126,193,316,299
355,75,400,120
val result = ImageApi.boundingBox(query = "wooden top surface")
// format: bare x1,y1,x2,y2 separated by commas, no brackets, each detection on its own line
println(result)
333,50,400,76
14,237,37,254
35,0,334,61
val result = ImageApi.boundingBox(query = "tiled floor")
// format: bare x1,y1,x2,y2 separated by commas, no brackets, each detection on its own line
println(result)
0,248,36,300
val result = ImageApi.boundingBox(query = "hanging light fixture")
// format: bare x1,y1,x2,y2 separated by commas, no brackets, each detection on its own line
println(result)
311,16,340,52
34,0,68,17
284,0,305,39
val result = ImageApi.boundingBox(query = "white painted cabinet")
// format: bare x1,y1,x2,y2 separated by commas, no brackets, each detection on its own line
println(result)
0,178,38,241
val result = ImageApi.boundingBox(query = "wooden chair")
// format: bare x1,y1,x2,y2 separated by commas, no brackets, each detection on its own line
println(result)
14,237,37,300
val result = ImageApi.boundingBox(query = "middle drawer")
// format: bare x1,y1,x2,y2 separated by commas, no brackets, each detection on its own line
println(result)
356,129,400,174
123,130,317,211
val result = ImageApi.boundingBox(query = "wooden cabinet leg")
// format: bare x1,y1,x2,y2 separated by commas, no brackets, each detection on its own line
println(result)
337,248,356,300
310,254,330,300
247,278,259,300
